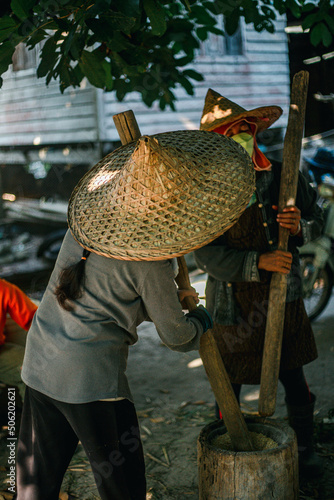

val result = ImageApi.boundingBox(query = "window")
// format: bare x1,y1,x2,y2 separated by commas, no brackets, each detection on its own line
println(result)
12,43,38,72
199,18,243,57
224,24,243,56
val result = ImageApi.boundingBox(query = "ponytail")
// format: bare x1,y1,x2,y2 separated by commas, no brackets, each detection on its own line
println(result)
55,249,91,311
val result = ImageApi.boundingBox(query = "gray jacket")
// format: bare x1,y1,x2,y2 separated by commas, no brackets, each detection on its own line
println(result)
22,230,203,403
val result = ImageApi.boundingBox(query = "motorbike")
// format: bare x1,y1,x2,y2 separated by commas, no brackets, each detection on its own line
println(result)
299,147,334,320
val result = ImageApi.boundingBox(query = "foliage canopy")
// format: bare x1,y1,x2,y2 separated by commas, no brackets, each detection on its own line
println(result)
0,0,333,109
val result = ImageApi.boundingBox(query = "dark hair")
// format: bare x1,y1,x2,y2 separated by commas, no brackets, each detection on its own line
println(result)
55,249,91,311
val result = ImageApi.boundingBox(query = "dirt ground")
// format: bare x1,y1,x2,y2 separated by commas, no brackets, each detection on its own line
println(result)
0,272,333,499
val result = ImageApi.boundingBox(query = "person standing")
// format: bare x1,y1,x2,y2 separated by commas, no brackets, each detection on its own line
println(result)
195,89,324,477
15,130,253,499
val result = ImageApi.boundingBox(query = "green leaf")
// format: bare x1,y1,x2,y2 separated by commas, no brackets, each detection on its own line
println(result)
272,0,286,16
71,63,84,85
112,52,141,76
159,95,167,110
0,41,16,75
37,37,59,77
225,12,240,36
0,16,17,31
143,0,167,36
167,2,182,16
53,16,71,32
108,32,134,52
175,54,194,66
68,33,85,60
310,22,326,46
102,59,113,90
302,12,320,30
178,74,194,95
203,1,221,15
11,0,35,20
261,6,276,20
183,68,204,81
189,5,216,25
0,16,17,43
26,28,48,48
85,18,114,41
303,3,317,13
208,26,224,36
82,0,111,18
319,23,332,47
196,26,209,41
112,0,140,17
286,0,301,19
37,54,58,78
79,49,107,89
324,13,334,33
210,0,235,16
161,89,176,110
59,61,72,92
265,21,275,33
114,78,130,101
101,13,136,34
62,29,75,55
119,47,146,68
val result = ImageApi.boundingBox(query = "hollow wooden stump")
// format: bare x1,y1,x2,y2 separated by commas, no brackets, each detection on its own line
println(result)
198,417,299,499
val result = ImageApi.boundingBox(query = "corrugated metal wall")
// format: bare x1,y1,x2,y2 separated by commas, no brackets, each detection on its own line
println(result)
0,73,98,146
99,17,290,141
0,16,290,156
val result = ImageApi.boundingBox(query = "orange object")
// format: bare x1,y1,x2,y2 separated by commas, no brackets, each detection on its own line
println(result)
0,279,37,345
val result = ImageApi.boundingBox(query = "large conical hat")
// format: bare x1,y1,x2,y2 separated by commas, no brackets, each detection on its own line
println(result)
200,88,283,132
68,130,255,261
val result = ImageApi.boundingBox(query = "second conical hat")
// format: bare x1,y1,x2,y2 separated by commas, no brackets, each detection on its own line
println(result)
200,88,283,132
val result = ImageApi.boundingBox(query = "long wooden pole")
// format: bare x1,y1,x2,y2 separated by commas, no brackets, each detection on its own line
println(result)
258,71,309,417
113,110,253,452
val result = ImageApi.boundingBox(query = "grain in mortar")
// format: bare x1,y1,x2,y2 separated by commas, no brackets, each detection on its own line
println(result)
212,431,278,451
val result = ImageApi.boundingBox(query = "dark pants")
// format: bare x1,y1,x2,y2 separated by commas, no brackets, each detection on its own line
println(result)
215,366,312,418
16,387,146,500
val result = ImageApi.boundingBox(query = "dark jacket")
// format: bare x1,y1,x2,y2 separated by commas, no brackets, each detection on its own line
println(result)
194,164,324,325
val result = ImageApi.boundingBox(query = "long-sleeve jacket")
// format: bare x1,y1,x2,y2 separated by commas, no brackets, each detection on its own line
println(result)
22,230,204,404
0,279,37,346
194,164,324,325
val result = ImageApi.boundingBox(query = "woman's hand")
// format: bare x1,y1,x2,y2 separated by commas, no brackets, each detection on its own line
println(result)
272,205,301,236
178,287,199,308
258,250,293,274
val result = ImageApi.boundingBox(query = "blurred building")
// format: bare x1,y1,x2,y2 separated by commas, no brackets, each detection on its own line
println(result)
0,15,292,200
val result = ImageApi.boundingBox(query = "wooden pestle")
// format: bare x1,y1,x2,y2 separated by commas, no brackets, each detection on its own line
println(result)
113,110,253,451
175,256,253,452
259,71,309,416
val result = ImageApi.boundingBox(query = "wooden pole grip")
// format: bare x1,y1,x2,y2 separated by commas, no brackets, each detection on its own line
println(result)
278,70,309,252
175,256,197,311
113,110,142,144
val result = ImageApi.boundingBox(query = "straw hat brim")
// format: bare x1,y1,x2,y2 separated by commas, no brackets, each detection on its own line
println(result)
200,88,283,133
68,130,255,261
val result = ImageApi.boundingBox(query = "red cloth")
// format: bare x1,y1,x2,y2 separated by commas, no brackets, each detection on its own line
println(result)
0,279,37,346
212,118,272,171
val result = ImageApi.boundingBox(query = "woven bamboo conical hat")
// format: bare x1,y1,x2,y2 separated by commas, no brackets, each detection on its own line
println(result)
200,88,283,132
68,130,255,261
